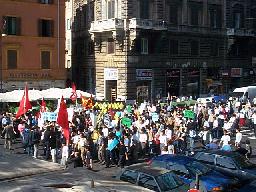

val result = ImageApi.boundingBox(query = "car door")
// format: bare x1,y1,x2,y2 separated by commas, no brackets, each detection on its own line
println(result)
215,156,240,178
138,173,160,192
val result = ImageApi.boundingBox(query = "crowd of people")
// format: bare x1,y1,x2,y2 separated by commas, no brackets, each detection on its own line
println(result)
1,96,255,169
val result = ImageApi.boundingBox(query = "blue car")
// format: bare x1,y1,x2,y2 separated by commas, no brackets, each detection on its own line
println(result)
148,154,240,192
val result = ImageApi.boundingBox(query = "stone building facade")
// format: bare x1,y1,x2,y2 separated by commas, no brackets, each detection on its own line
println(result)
71,0,256,101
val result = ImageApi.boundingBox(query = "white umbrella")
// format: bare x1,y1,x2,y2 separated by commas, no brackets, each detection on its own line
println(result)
0,89,43,102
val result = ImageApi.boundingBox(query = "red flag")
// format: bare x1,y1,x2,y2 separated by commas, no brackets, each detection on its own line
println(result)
16,85,32,118
70,82,77,102
57,96,70,143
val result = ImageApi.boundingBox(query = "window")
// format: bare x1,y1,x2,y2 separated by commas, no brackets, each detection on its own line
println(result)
169,5,178,25
67,38,71,51
191,7,199,26
107,0,115,19
120,170,138,184
234,12,241,29
38,19,54,37
138,173,159,192
7,50,17,69
66,19,71,30
140,0,149,19
232,4,244,29
39,0,53,4
141,38,148,54
169,40,179,55
3,16,21,35
107,38,115,54
216,157,237,169
210,42,219,56
209,10,217,28
41,51,51,69
190,40,199,56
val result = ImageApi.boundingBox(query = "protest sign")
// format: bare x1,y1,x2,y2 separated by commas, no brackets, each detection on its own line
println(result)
121,117,132,128
184,110,195,119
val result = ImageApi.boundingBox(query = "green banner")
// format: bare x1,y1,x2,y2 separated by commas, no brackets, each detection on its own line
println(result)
184,110,195,119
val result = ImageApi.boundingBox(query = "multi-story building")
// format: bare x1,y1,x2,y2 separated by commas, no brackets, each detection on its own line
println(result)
89,0,226,101
0,0,66,91
71,0,256,101
224,0,256,91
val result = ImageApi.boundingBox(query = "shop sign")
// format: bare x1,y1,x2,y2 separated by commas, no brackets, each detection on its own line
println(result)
104,68,118,80
136,69,152,80
166,69,180,78
231,68,242,77
8,72,51,79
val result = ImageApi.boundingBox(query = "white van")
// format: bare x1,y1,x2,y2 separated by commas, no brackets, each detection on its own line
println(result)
232,86,256,102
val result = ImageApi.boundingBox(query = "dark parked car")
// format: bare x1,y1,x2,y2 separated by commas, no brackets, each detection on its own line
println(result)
238,180,256,192
148,154,240,192
193,150,256,181
116,163,189,192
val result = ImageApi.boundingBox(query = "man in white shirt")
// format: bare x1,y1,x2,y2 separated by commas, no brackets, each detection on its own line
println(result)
235,128,242,147
220,130,230,147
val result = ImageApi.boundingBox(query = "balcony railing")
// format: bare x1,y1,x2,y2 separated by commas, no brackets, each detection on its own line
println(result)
227,28,255,36
129,18,167,30
89,18,124,32
168,25,225,35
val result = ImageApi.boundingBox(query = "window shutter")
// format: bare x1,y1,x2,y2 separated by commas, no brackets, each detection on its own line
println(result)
216,9,222,28
16,17,21,35
38,19,42,36
2,16,8,34
111,0,115,18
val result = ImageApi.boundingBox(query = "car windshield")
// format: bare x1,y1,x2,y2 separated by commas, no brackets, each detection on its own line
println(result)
234,155,256,169
186,161,210,176
156,172,184,191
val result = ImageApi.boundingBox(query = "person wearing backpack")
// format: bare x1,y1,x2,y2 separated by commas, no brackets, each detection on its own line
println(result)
31,126,41,158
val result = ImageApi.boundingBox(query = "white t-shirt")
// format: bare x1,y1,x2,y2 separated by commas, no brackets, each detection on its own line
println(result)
235,132,242,143
221,135,230,146
139,133,148,143
159,135,167,146
62,146,69,157
102,127,109,137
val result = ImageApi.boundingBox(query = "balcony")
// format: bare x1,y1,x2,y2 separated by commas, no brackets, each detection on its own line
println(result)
227,28,255,37
129,18,167,30
89,18,124,33
168,25,225,35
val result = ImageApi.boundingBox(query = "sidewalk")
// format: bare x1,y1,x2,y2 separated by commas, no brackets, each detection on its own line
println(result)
0,141,63,181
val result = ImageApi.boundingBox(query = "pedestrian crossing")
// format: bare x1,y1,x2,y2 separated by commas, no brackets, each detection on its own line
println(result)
240,126,256,139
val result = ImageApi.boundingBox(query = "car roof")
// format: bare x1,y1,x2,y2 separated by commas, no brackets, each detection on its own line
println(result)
153,154,196,165
125,163,172,176
197,150,242,158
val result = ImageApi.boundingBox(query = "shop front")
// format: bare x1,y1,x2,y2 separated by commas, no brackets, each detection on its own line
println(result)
136,69,152,102
104,68,118,102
